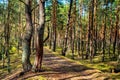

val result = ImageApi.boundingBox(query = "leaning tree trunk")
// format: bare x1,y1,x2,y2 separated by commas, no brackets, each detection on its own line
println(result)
22,0,33,72
32,0,45,72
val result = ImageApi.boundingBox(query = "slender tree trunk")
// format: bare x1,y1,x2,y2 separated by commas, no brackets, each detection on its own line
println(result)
49,26,52,49
52,0,57,52
2,0,6,68
93,0,97,56
71,0,76,59
102,1,107,62
86,0,94,62
89,0,94,63
22,0,33,72
5,0,11,73
32,0,45,72
78,0,82,57
113,12,119,59
108,4,113,58
62,0,73,56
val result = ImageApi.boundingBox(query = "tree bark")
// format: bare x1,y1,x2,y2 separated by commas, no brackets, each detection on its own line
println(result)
32,0,45,72
5,0,11,73
102,0,107,62
62,0,73,56
52,0,57,52
22,0,33,72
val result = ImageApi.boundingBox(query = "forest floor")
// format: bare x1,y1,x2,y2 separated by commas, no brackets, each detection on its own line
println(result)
0,47,119,80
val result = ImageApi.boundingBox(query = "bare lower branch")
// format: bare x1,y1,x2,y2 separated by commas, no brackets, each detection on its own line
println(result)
43,26,50,43
19,0,26,5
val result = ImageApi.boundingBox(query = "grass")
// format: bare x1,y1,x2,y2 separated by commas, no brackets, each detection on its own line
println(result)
0,48,46,79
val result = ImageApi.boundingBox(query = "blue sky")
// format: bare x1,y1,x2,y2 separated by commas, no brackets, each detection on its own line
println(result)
0,0,7,3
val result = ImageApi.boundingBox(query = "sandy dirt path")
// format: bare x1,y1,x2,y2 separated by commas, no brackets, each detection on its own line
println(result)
3,48,109,80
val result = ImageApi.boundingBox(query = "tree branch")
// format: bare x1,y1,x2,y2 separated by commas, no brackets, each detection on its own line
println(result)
31,4,39,12
43,26,50,43
19,0,26,5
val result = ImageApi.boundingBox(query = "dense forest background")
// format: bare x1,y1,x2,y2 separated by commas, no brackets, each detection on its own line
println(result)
0,0,120,79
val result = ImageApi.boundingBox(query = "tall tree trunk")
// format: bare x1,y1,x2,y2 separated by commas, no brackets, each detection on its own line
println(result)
102,0,107,62
32,0,45,72
62,0,73,56
116,5,120,62
22,0,33,72
89,0,94,63
78,0,82,58
86,0,94,60
5,0,11,73
71,0,76,59
108,4,113,58
113,10,119,59
2,0,6,68
93,0,97,56
52,0,57,52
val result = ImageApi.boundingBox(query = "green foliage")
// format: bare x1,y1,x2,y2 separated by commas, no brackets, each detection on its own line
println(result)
9,46,17,54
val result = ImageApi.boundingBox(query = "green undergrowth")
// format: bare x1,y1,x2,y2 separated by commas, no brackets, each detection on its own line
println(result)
0,48,46,79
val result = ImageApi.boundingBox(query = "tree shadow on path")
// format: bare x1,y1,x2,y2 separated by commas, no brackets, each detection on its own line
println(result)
2,49,108,80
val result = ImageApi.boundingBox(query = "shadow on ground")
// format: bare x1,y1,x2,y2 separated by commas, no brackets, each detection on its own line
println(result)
2,49,108,80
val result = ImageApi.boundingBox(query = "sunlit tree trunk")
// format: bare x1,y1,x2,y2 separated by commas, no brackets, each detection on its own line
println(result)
52,0,57,52
70,0,76,59
32,0,45,72
102,0,107,62
85,0,94,63
62,0,73,56
93,0,97,56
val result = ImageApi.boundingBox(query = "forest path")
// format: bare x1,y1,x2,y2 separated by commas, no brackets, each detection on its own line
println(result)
4,48,109,80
